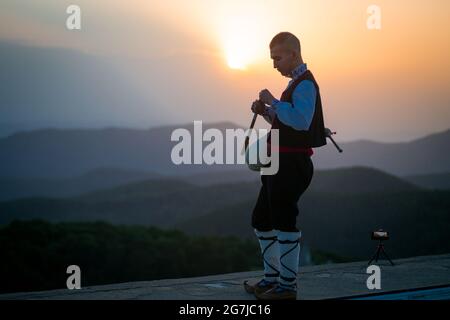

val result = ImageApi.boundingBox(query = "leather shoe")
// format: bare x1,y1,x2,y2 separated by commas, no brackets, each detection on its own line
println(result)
243,279,278,295
255,285,297,300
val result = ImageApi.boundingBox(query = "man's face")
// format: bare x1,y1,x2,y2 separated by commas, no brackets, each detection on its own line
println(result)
270,45,295,77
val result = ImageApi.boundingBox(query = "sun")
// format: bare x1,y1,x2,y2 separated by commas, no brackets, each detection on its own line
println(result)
221,15,265,70
225,41,251,70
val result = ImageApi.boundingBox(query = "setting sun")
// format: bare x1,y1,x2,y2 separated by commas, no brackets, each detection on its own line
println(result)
220,14,268,70
225,38,252,70
226,53,247,70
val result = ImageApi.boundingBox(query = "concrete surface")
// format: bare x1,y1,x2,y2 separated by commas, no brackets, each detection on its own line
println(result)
1,253,449,300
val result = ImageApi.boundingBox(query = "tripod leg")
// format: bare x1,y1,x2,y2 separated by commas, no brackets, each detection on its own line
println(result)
375,245,381,262
368,249,378,265
380,246,395,266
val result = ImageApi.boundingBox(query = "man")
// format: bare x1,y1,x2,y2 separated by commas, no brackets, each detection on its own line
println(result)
244,32,327,300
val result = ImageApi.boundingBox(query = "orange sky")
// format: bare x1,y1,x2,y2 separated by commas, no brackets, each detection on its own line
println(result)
0,0,449,141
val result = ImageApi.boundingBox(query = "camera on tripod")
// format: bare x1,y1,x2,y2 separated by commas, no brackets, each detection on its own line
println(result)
368,229,394,266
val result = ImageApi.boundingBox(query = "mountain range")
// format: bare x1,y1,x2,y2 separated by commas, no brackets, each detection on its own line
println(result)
0,123,449,180
1,164,439,202
1,166,449,261
175,190,450,260
0,166,422,226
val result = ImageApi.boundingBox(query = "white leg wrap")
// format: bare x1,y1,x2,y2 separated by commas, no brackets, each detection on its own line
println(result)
255,229,280,282
278,231,301,290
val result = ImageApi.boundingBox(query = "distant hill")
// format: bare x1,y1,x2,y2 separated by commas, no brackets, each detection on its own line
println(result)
0,167,421,227
0,122,245,179
186,165,421,194
404,172,450,190
0,179,258,227
0,165,420,202
185,170,258,186
308,167,420,194
314,128,450,176
1,123,448,179
0,168,161,201
176,190,450,261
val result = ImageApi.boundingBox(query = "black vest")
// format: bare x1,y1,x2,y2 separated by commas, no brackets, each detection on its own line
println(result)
271,70,327,148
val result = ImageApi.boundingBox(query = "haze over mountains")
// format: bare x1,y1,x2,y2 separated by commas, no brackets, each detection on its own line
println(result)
0,40,166,137
0,168,161,201
1,123,449,180
313,128,450,176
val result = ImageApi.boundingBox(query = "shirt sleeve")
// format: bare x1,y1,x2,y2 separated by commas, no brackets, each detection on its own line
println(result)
271,80,317,131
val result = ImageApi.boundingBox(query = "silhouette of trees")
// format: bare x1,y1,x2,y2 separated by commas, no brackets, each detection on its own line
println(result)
0,220,261,294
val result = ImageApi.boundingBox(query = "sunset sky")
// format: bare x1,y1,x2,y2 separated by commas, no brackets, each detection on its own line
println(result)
1,0,449,142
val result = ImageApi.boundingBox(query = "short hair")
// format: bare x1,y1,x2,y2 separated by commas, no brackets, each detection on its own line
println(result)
269,32,301,53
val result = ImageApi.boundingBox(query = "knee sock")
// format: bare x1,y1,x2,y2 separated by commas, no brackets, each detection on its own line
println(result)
278,231,301,291
255,229,280,283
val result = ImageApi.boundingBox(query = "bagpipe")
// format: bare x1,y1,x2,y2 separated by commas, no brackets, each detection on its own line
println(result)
243,101,342,171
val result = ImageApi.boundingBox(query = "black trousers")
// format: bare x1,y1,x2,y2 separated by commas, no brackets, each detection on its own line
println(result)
251,152,314,232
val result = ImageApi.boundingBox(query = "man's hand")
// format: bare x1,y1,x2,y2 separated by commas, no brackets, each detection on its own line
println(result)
259,89,276,105
251,100,267,115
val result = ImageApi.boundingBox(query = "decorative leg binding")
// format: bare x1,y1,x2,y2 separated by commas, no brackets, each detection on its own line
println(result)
278,231,301,291
254,229,280,282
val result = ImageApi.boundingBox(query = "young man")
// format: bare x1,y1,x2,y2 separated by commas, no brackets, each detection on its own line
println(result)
244,32,327,300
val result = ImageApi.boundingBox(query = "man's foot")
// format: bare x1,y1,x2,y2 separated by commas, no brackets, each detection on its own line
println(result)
254,285,297,300
243,279,278,295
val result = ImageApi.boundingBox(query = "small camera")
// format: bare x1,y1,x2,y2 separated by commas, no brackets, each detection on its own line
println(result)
368,229,394,265
371,229,389,240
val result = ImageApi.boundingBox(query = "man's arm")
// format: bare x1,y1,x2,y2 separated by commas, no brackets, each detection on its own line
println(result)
270,80,317,130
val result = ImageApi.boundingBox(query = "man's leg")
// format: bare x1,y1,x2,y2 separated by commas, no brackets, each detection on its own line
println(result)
256,153,313,299
245,177,279,294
